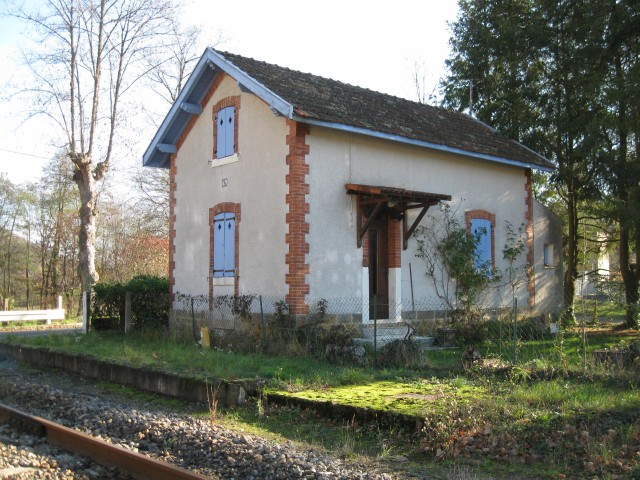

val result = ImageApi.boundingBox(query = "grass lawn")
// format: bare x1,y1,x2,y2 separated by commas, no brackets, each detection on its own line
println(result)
2,329,639,479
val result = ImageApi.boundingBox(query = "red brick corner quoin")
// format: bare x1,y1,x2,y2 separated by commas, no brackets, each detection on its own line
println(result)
285,120,310,315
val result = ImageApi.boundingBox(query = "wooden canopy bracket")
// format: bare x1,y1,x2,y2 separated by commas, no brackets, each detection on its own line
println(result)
357,198,385,248
402,201,437,250
346,183,451,250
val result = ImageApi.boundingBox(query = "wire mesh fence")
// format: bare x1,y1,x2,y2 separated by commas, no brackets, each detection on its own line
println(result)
86,287,638,372
167,291,637,371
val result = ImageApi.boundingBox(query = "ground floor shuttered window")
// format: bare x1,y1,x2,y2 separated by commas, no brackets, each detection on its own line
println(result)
213,212,236,278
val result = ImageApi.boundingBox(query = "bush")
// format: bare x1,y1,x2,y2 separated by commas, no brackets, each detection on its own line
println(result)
92,282,127,331
91,275,169,332
127,275,170,331
378,339,422,368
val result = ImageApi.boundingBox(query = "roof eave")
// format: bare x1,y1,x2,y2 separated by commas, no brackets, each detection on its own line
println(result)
293,116,555,172
143,48,294,169
209,49,293,119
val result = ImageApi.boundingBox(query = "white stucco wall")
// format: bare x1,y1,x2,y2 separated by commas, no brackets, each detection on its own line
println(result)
172,81,555,317
532,199,564,314
306,127,531,311
172,75,289,297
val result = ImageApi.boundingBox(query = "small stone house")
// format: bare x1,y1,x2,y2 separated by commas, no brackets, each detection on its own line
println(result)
143,48,561,321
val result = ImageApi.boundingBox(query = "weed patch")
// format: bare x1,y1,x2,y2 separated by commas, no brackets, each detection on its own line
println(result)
3,329,639,478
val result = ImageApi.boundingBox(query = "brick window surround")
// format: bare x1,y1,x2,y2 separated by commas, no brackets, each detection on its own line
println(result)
465,209,496,270
209,202,241,300
212,96,240,159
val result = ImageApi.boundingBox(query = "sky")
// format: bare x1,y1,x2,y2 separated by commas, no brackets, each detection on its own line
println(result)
0,0,460,186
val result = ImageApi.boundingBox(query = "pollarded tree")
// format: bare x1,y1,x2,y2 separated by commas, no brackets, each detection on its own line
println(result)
8,0,181,294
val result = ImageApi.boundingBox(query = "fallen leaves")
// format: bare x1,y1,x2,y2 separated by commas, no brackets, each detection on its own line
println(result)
420,412,640,478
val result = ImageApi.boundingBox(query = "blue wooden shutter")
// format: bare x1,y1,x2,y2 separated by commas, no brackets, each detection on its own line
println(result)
224,107,234,157
471,218,492,271
216,106,234,158
223,215,235,277
213,212,235,278
213,213,226,277
216,109,226,158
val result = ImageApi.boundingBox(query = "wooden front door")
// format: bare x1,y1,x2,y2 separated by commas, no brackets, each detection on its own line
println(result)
369,218,389,319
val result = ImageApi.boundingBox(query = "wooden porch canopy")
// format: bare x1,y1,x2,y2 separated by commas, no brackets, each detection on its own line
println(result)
345,183,452,250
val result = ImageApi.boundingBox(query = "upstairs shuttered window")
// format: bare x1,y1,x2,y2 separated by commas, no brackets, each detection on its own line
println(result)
215,106,235,158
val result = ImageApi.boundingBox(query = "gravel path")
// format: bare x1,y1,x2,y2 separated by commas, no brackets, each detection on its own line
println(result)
0,357,400,480
0,421,131,480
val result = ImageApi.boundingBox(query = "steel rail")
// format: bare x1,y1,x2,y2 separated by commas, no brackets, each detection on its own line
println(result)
0,403,211,480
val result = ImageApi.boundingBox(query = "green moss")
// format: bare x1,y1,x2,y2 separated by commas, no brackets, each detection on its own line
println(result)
276,379,487,418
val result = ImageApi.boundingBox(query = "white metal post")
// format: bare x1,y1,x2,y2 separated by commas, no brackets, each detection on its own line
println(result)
82,291,89,334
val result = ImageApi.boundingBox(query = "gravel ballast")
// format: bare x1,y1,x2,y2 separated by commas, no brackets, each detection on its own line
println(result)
0,359,398,480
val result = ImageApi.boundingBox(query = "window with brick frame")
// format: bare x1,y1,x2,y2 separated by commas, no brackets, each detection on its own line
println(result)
465,210,496,274
213,212,236,277
212,96,240,160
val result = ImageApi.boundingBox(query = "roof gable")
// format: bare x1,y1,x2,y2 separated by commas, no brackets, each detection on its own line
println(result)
143,48,553,171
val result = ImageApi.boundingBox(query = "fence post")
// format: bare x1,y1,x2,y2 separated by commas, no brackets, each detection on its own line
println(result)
512,297,518,365
57,295,63,310
191,298,197,342
409,263,416,321
82,290,90,334
373,294,378,367
124,292,132,334
260,295,266,351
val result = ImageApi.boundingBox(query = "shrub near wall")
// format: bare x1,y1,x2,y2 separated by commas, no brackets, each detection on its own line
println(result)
127,275,170,330
91,282,127,331
92,275,170,332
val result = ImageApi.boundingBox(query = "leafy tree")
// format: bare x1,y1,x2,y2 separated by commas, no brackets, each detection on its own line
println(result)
597,0,640,327
36,154,80,308
0,174,23,304
442,0,607,320
95,194,168,283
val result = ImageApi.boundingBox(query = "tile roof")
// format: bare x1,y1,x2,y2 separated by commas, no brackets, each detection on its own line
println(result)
216,50,553,170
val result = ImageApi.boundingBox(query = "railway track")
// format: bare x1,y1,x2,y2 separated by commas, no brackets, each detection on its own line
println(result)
0,403,210,480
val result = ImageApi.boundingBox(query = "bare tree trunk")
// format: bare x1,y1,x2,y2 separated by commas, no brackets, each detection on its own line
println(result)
72,156,99,291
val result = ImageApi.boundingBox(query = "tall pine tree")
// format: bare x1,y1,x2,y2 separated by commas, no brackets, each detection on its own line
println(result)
442,0,606,320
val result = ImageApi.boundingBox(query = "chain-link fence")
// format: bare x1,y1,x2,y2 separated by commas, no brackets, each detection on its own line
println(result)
86,288,637,371
168,291,637,371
